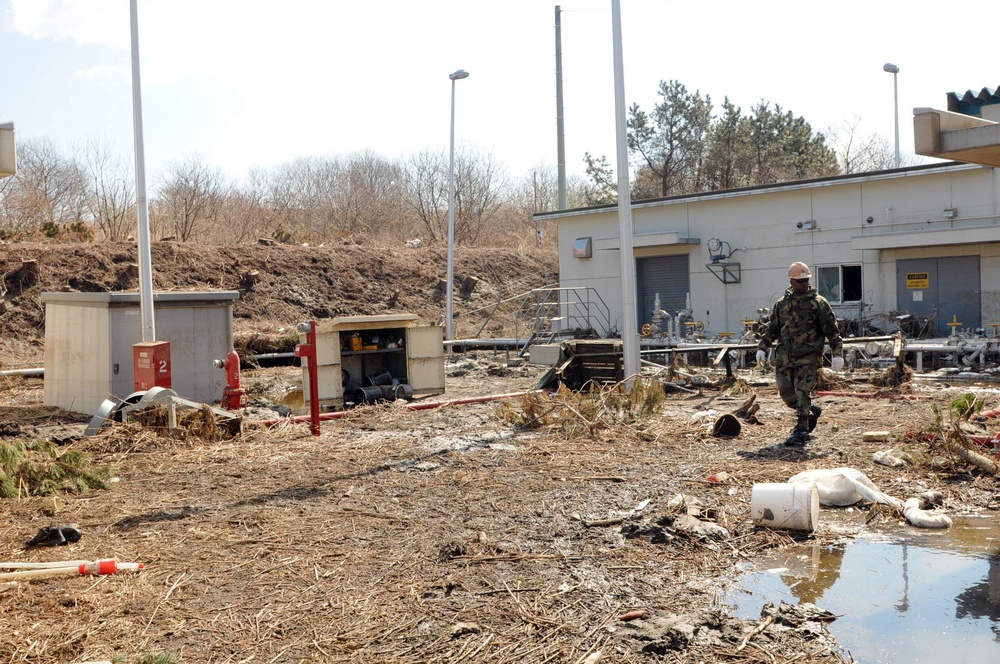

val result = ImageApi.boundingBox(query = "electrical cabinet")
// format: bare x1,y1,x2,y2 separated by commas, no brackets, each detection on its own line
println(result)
302,314,444,410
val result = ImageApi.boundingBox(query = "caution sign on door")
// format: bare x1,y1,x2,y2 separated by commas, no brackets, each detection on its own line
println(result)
905,272,929,289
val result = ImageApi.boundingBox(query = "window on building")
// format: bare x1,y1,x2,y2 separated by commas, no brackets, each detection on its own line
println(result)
817,265,862,303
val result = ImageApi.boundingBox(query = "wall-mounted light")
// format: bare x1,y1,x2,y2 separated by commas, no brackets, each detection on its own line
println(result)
796,220,817,230
573,237,592,258
707,237,736,263
942,208,957,219
866,216,874,224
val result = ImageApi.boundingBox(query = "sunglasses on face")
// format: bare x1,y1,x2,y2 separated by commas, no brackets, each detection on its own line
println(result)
792,278,809,284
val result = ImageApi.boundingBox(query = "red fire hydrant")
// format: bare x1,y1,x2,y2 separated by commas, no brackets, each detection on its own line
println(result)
215,348,248,410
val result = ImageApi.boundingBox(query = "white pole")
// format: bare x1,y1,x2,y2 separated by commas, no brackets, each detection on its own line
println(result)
884,63,900,169
611,0,640,385
130,0,155,342
446,69,468,343
892,69,900,168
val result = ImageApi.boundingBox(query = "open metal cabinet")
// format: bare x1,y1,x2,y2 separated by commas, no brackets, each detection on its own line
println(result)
301,314,445,411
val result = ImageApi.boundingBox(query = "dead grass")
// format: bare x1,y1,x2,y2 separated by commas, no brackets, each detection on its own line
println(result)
0,365,997,662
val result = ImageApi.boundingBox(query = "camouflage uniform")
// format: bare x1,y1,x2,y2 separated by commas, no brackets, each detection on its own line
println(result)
758,285,843,428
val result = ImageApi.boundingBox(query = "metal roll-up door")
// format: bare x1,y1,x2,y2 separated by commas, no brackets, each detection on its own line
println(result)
637,255,690,326
896,256,980,336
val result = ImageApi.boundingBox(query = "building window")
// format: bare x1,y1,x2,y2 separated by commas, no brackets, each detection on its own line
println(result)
817,265,862,303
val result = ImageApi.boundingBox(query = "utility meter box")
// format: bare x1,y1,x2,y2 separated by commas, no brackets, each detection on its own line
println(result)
133,340,172,391
42,291,238,415
301,314,444,410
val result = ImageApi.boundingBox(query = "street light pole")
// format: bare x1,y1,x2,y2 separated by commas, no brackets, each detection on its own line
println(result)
446,69,469,344
883,62,900,168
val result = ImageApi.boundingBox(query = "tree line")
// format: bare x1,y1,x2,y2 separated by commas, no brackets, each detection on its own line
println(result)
583,80,911,204
0,80,909,246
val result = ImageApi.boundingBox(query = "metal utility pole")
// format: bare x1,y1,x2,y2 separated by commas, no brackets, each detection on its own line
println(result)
555,5,567,210
611,0,639,385
130,0,155,342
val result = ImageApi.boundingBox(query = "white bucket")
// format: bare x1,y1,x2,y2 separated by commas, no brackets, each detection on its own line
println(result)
750,482,819,532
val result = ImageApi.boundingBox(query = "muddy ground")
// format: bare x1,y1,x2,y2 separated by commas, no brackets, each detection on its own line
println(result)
1,356,999,663
1,241,999,662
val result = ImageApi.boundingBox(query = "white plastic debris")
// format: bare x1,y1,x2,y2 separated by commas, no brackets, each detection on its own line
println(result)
903,497,953,528
787,467,902,509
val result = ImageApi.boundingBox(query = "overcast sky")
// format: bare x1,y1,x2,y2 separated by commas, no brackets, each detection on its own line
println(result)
3,0,998,186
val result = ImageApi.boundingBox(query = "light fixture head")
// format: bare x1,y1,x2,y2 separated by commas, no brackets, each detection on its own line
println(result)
449,69,470,81
883,63,899,74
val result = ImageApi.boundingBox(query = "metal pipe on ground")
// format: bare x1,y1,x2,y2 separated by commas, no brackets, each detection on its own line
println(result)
0,367,43,377
815,391,931,401
259,390,543,429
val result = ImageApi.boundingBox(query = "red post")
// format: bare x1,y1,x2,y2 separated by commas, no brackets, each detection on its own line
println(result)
294,320,321,436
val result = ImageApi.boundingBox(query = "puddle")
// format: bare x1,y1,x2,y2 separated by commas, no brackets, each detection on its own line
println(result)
727,511,1000,662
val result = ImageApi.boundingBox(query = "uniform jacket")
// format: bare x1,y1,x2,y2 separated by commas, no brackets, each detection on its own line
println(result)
758,286,844,364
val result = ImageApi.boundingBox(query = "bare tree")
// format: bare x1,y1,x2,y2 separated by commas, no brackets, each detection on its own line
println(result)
83,139,135,241
332,150,408,240
452,148,508,246
212,167,280,245
828,117,920,174
402,149,449,242
266,157,341,243
0,137,88,237
402,147,509,246
157,155,229,241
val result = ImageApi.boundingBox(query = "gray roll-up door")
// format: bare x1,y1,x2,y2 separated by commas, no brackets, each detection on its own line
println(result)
637,255,690,326
896,256,980,336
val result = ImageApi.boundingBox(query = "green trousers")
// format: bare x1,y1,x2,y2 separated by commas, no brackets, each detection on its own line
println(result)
775,355,820,417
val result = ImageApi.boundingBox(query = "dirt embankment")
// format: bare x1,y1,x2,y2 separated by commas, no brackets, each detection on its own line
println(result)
0,240,559,363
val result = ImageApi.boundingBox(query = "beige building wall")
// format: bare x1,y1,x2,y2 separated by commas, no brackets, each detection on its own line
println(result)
549,163,1000,336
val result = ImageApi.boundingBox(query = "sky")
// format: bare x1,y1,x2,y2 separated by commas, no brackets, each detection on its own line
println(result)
2,0,999,188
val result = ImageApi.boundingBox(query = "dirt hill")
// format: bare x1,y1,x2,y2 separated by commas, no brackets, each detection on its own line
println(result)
0,240,559,366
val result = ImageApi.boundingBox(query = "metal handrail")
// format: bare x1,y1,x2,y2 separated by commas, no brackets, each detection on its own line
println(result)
514,287,612,352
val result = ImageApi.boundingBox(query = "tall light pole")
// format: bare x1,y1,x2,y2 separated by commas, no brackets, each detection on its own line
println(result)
883,62,900,168
445,68,469,343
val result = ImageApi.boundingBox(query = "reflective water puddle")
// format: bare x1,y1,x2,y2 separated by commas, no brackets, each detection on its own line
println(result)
727,511,1000,662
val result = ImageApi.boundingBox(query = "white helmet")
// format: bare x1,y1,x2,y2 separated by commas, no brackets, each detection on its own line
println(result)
788,261,812,279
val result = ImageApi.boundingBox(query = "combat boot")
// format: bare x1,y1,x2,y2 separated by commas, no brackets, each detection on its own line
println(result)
784,415,811,447
808,405,822,432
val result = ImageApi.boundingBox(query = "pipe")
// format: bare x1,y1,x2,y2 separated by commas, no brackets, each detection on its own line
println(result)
815,391,931,401
0,367,43,377
260,389,543,429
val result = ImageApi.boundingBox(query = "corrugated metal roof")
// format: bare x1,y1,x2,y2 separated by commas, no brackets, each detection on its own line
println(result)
947,87,1000,115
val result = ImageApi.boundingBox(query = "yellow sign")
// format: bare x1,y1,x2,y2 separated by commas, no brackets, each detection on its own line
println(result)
906,272,929,289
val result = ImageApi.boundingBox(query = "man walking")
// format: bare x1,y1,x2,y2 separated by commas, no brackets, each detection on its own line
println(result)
756,261,844,446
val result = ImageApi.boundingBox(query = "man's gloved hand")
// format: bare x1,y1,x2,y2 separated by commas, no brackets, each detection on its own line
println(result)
756,350,766,365
830,356,845,371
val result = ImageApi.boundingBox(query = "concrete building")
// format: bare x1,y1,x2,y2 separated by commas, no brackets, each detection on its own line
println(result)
0,121,14,179
535,91,1000,341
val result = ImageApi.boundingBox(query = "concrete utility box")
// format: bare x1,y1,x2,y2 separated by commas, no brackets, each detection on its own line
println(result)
42,291,239,415
302,314,444,410
0,122,15,178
